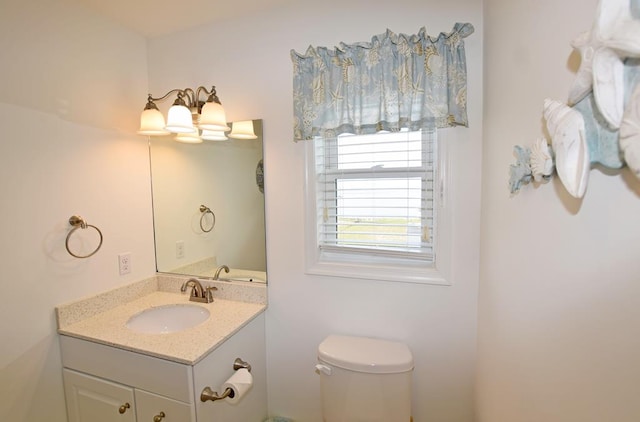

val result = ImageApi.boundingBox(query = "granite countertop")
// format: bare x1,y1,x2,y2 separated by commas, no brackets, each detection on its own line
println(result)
56,275,267,365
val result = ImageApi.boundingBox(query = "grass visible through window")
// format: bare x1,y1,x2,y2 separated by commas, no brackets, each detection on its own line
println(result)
337,216,422,248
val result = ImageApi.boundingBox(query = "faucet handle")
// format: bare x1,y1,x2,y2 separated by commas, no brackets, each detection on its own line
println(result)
205,286,218,303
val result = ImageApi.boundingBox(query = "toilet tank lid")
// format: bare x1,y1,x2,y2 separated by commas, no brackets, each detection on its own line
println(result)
318,335,414,374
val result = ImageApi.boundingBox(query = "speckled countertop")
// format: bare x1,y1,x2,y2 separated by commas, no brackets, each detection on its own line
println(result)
56,275,267,365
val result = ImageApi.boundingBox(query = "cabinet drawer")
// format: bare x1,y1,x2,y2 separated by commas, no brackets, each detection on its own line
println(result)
60,336,194,403
135,389,194,422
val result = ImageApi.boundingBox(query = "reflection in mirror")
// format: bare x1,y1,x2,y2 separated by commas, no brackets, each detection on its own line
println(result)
150,119,266,282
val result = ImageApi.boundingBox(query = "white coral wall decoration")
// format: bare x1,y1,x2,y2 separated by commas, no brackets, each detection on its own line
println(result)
509,140,555,195
509,145,533,194
509,0,640,197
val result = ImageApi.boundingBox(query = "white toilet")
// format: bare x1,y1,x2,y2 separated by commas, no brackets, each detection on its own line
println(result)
316,335,414,422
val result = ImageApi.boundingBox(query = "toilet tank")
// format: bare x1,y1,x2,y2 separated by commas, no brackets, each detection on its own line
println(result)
316,335,413,422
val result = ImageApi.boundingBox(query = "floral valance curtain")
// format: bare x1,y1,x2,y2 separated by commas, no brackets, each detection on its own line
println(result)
291,23,474,141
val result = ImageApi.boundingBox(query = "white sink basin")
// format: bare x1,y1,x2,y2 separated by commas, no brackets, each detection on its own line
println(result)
126,304,210,334
230,277,261,282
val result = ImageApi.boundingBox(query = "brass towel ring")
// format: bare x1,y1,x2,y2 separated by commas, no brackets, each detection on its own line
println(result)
199,205,216,233
65,215,103,258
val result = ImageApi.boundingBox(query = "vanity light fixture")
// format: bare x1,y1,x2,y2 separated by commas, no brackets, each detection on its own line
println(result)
228,120,257,139
137,86,231,141
175,131,203,144
201,130,228,141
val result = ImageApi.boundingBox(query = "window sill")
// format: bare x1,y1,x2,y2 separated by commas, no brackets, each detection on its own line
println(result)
305,256,451,286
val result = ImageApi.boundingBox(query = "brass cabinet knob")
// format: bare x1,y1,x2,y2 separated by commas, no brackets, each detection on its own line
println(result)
118,403,130,414
153,411,166,422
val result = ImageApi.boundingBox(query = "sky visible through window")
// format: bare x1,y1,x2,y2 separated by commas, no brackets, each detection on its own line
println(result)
335,130,423,220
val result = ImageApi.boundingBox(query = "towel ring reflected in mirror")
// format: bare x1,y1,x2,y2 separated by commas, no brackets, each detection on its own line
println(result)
256,159,264,193
199,205,216,233
65,215,103,258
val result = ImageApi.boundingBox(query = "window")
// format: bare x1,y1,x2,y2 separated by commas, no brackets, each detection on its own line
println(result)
305,129,452,285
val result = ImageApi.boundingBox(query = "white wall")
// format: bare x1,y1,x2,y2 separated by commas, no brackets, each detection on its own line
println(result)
148,1,483,420
478,0,640,421
0,1,155,421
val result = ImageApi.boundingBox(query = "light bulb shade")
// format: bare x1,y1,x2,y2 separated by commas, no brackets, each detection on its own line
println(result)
228,120,257,139
198,101,230,131
138,108,169,135
201,130,228,141
165,104,195,133
175,130,202,144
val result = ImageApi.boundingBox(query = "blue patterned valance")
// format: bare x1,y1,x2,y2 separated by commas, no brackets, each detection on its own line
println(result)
290,23,474,141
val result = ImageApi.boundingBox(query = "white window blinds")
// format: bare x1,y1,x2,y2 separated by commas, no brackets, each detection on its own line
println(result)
314,130,437,263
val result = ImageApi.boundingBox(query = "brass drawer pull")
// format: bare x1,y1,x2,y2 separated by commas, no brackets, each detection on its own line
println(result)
118,403,130,414
153,411,166,422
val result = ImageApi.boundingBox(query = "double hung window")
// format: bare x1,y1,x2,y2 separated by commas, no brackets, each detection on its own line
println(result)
294,24,473,284
305,129,451,285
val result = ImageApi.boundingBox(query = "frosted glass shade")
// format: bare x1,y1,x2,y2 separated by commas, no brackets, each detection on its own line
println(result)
165,104,195,133
138,108,169,135
199,101,230,131
175,130,202,144
201,130,228,141
228,120,257,139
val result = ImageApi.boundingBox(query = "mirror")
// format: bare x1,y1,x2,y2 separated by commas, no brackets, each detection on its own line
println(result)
149,119,266,282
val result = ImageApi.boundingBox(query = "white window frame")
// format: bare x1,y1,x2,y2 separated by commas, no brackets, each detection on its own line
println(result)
304,130,453,285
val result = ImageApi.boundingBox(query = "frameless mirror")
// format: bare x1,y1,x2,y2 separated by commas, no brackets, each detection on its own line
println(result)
149,119,266,282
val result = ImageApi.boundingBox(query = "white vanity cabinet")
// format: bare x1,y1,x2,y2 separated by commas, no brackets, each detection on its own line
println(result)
60,313,266,422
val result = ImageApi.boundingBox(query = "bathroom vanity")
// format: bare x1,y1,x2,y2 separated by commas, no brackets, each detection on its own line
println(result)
56,275,267,422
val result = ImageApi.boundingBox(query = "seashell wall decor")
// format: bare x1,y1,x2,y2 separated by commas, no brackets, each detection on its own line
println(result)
620,83,640,177
543,99,590,198
509,0,640,198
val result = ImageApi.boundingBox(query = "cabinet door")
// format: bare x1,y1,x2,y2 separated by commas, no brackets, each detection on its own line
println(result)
63,369,136,422
135,389,194,422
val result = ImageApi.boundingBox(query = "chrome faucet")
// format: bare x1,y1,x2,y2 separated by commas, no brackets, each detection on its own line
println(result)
213,265,230,280
181,278,217,303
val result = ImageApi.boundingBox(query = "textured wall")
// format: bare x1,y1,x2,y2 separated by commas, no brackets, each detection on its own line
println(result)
0,1,153,421
478,0,640,421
